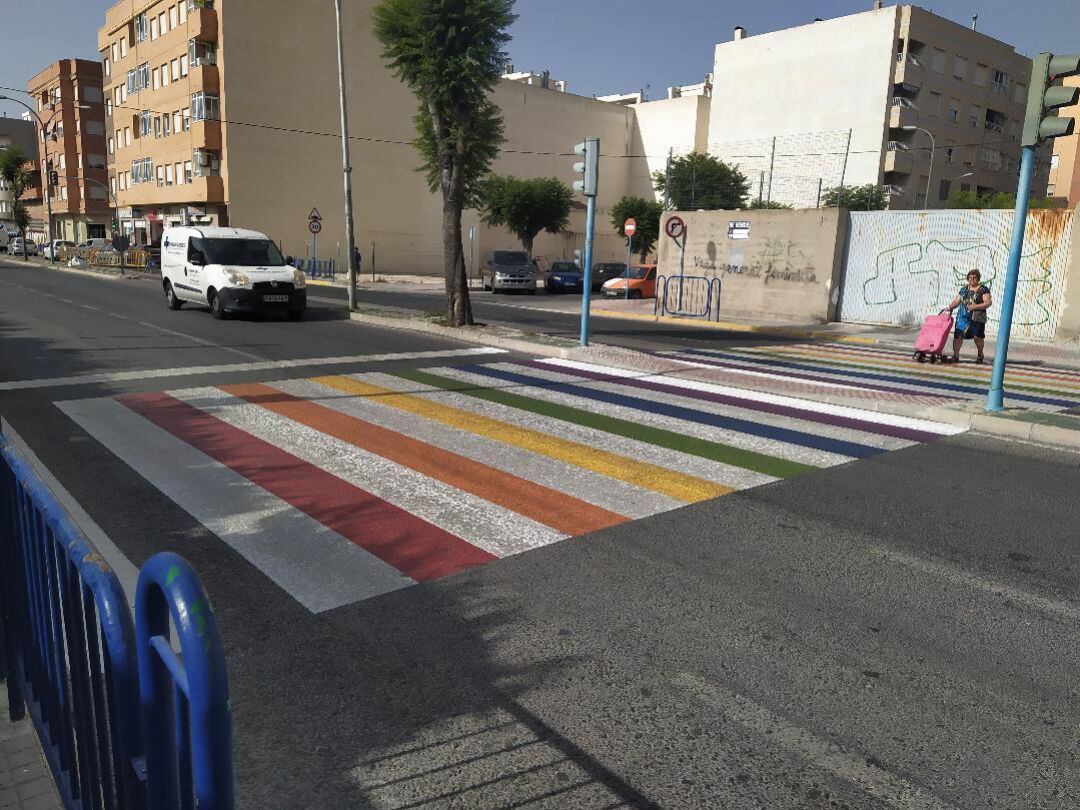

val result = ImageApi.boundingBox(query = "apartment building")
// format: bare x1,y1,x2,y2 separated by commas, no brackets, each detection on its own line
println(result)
708,4,1052,209
96,0,652,271
0,118,36,226
1047,76,1080,207
26,59,110,243
98,0,223,247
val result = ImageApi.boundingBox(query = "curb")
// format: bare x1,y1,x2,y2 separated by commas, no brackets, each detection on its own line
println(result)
13,257,155,284
587,306,885,345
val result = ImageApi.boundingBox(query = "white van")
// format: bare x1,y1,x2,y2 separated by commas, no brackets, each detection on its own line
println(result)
160,226,306,320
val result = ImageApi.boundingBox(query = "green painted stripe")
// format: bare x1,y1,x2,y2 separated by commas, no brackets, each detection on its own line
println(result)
393,369,815,479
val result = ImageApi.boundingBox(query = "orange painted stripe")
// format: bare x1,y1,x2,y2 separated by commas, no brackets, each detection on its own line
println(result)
220,382,628,537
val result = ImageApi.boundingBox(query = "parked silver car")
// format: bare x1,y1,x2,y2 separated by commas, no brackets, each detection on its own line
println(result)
7,238,38,256
480,250,537,294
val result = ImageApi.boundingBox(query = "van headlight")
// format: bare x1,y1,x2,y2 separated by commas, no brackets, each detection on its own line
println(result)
293,269,306,288
225,270,250,287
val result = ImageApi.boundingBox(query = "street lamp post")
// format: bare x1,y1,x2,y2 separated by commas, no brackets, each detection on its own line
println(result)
902,125,935,209
332,0,359,311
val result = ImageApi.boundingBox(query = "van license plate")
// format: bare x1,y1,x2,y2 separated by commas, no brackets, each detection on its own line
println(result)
262,295,289,303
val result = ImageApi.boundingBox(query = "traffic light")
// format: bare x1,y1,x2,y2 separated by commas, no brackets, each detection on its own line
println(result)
49,171,58,186
572,138,599,197
1022,53,1080,146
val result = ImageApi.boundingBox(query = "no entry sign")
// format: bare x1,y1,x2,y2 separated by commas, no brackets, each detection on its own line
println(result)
623,218,637,237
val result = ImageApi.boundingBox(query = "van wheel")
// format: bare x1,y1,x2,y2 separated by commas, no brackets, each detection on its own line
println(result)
208,289,227,320
164,281,183,310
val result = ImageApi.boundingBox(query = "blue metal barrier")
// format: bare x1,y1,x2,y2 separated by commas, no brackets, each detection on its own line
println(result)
136,553,232,810
657,275,723,322
295,257,336,279
1,431,234,810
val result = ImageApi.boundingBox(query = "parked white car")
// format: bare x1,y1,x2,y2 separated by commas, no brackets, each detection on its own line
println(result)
41,240,77,260
7,238,39,256
160,226,307,320
75,238,113,256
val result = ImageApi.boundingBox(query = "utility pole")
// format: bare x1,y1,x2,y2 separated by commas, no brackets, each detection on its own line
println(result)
333,0,358,311
987,52,1079,411
662,148,673,210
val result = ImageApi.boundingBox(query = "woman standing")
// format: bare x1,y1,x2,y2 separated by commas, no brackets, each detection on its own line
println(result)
946,269,993,363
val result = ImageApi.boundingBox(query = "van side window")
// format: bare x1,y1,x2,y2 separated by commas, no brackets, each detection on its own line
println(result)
188,237,204,262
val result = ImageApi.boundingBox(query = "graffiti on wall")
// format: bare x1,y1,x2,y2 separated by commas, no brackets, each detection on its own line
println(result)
840,210,1073,341
689,238,818,284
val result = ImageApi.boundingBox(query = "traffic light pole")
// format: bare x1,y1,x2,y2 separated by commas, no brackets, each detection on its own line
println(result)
985,145,1036,412
579,194,597,347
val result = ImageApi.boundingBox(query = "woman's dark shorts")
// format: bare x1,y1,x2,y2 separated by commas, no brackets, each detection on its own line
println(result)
955,321,986,340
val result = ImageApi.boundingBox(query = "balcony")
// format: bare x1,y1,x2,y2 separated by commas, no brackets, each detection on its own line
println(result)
893,53,923,91
189,63,220,95
190,118,222,151
116,175,224,207
889,97,918,129
884,144,914,175
189,4,218,42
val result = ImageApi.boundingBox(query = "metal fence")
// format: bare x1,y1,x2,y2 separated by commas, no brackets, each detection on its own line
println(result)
1,429,233,809
654,275,723,322
294,257,336,279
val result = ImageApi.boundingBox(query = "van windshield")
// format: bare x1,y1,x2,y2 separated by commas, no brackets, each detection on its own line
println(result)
202,238,284,266
493,251,529,265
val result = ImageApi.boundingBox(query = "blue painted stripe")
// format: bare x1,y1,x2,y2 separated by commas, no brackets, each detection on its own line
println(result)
458,364,884,459
679,348,1080,410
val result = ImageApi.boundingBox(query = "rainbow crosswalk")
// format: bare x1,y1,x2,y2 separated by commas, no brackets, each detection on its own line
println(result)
660,343,1080,412
58,357,965,612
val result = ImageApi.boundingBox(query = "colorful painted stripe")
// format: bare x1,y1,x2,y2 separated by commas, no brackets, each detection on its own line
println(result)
522,360,942,444
675,348,1080,409
391,369,815,479
117,392,494,581
218,382,626,537
313,374,731,502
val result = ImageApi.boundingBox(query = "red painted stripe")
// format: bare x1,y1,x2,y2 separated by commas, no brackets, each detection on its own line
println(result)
117,392,494,581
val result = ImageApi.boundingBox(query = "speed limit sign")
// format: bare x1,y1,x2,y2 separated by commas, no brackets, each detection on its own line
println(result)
308,219,322,234
664,216,685,240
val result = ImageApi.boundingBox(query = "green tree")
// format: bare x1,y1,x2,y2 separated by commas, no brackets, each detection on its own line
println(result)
478,175,572,256
747,199,793,210
653,152,749,211
947,189,1064,210
373,0,515,326
0,148,33,260
945,189,983,209
610,196,664,261
821,184,887,211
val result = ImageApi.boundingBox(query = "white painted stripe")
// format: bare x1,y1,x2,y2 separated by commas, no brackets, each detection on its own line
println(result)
135,320,263,362
170,386,563,557
539,358,967,436
1,417,140,604
57,397,413,613
672,672,955,810
0,347,506,391
274,377,658,520
446,364,853,468
659,354,871,391
366,371,772,494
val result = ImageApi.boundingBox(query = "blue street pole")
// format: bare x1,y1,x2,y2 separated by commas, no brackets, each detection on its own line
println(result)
579,194,597,346
986,145,1036,411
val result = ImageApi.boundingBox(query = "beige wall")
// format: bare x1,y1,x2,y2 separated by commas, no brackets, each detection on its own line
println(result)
657,209,847,323
1048,77,1080,208
628,95,710,201
219,0,640,275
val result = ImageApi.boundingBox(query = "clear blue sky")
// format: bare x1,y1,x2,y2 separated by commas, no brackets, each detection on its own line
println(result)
1,0,1075,119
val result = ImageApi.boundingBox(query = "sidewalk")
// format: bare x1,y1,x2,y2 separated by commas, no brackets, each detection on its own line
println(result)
0,699,60,810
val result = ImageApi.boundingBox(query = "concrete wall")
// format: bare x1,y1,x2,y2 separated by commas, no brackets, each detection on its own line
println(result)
628,95,711,200
657,208,847,323
220,0,638,276
839,208,1075,341
1059,205,1080,341
707,8,899,205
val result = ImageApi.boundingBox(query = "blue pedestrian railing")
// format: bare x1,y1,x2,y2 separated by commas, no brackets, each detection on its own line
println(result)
1,430,234,810
294,257,336,279
654,275,722,322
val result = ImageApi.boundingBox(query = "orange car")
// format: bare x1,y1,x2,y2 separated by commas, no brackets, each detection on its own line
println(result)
601,264,658,299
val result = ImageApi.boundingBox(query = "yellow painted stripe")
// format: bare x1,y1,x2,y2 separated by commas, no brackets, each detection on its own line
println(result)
313,374,732,503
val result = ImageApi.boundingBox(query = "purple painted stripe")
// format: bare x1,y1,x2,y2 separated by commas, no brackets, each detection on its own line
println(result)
519,361,942,443
658,352,963,401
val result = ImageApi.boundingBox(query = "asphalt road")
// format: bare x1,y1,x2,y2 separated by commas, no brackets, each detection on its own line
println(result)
3,260,1080,809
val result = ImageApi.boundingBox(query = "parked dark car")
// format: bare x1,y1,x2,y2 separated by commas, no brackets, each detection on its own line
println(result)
544,260,584,294
591,261,626,291
481,249,537,294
